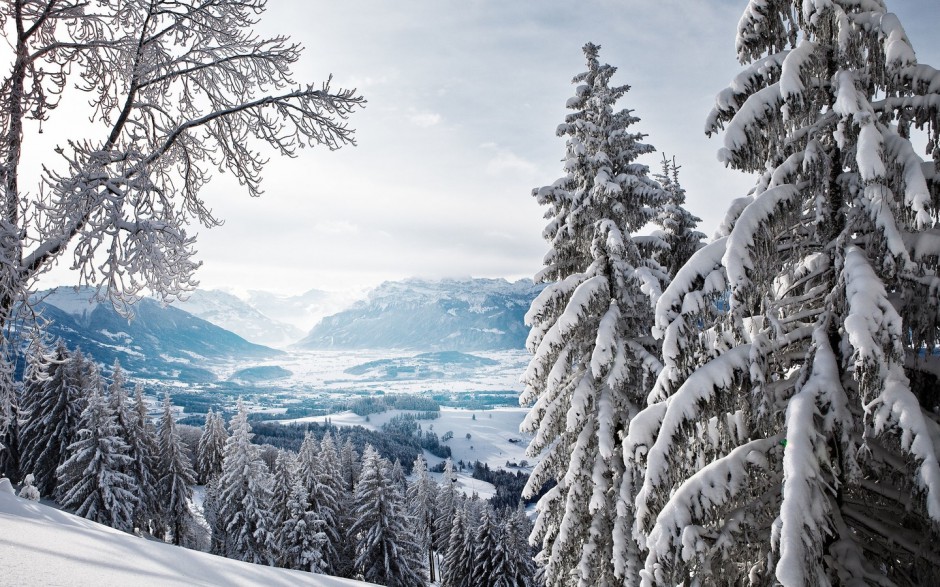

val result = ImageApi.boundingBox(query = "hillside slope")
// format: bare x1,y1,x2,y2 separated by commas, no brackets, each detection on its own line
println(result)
295,278,543,351
0,478,371,586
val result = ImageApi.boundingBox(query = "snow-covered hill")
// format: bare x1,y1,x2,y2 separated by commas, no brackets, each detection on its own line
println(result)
295,278,544,351
173,289,304,348
0,478,371,586
29,287,281,382
246,288,357,333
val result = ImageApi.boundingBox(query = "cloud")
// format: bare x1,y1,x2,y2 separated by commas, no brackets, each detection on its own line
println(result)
482,144,538,177
408,111,442,127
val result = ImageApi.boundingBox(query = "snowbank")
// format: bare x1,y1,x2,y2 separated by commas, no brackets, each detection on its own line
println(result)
0,478,371,586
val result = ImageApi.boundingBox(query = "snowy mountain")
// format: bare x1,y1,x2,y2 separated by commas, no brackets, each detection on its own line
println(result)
295,278,544,351
173,289,304,348
245,288,357,332
0,478,370,586
27,287,281,382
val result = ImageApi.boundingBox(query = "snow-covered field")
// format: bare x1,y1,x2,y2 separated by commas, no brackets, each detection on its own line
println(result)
280,406,533,473
220,349,529,396
0,478,372,586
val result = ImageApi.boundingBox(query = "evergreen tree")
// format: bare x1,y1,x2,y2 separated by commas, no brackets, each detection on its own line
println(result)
216,399,276,564
270,449,296,567
626,3,940,585
195,408,227,485
434,458,459,555
296,431,340,573
521,42,668,587
495,504,538,587
17,473,39,501
651,154,704,276
106,360,132,439
408,454,439,582
324,432,357,578
157,392,197,546
18,341,80,497
472,506,503,587
281,477,328,572
441,500,474,587
351,445,427,587
55,388,137,531
126,384,160,533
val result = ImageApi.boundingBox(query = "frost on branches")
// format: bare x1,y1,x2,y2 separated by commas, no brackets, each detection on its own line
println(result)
627,2,940,585
520,42,673,587
0,0,363,456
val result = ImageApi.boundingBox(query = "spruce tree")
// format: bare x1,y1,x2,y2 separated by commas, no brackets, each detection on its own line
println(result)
55,388,137,531
270,449,296,567
296,431,340,572
472,506,503,586
351,444,427,587
626,2,940,585
195,408,227,485
18,341,80,497
521,42,669,587
126,384,160,533
434,457,459,556
408,454,439,582
441,500,474,587
651,154,704,276
281,477,328,572
216,399,276,564
157,392,197,546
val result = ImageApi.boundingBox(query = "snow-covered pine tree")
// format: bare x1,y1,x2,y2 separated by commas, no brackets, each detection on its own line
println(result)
626,2,940,585
106,360,132,438
296,431,340,573
55,387,137,531
409,454,439,582
281,475,328,572
434,457,459,557
18,340,80,497
472,505,504,586
351,444,427,587
651,155,705,276
339,436,360,492
157,392,197,546
441,498,474,587
216,399,276,564
126,384,160,533
270,449,297,567
520,42,669,587
494,504,538,587
17,473,39,501
196,408,227,485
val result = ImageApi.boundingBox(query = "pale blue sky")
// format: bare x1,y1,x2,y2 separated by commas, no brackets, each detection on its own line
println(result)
43,1,940,295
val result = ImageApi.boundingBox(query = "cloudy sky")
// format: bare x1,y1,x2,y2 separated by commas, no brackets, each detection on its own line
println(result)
42,1,940,296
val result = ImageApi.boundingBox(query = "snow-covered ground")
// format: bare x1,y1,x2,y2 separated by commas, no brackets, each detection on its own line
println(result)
280,406,533,473
219,349,529,396
0,478,372,587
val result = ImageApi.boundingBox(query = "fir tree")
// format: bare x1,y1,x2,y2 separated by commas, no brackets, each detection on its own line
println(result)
434,457,459,556
351,444,427,587
157,392,197,546
55,388,137,531
270,449,296,566
495,504,538,587
521,42,668,587
651,154,704,276
18,341,81,497
126,384,160,533
18,473,39,501
296,431,340,573
195,408,227,485
281,477,328,572
408,454,439,582
626,3,940,585
472,506,503,587
441,500,474,587
216,399,276,564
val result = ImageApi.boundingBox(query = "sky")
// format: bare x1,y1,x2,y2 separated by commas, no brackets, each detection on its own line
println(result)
41,1,940,296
